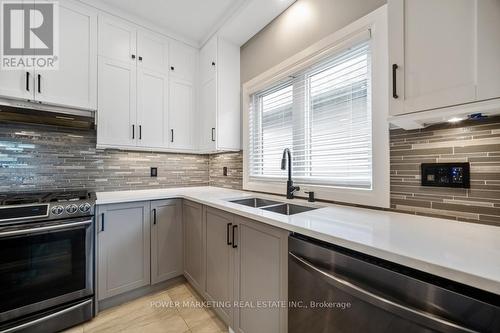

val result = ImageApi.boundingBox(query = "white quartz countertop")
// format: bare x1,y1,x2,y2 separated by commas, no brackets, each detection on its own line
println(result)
97,186,500,295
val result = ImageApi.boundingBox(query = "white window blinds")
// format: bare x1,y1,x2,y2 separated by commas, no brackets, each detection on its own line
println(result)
248,40,372,189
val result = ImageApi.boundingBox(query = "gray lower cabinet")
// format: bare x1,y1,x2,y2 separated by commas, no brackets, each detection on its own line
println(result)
195,206,289,333
204,207,235,325
183,200,205,293
151,199,183,284
97,201,151,300
232,217,289,333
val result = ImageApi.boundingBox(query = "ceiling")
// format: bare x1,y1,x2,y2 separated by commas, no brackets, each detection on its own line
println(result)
93,0,246,44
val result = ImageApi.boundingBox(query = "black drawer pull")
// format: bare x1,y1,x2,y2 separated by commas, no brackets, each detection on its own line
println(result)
132,125,135,139
211,128,215,142
153,208,157,225
37,74,41,93
101,213,105,232
392,64,399,99
26,72,30,91
232,225,238,248
171,129,174,142
226,223,232,245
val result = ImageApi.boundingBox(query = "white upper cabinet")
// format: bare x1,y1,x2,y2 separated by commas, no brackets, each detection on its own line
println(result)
0,70,34,102
97,14,198,152
477,0,500,101
35,1,97,110
137,68,169,148
137,30,169,73
169,77,195,150
0,0,97,111
97,56,137,148
98,15,137,64
170,40,197,81
198,35,240,152
389,0,500,117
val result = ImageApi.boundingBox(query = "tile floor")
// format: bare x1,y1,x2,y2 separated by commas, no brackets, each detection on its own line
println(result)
64,282,228,333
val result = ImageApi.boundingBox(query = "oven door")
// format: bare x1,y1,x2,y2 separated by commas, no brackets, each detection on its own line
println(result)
0,217,94,323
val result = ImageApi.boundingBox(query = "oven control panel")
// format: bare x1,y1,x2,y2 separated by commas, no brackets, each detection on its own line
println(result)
49,201,94,218
421,163,470,188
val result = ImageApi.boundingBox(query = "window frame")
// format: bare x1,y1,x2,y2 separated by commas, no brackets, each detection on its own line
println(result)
242,6,390,208
249,40,373,188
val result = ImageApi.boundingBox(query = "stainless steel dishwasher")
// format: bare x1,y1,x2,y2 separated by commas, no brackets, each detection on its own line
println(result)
288,234,500,333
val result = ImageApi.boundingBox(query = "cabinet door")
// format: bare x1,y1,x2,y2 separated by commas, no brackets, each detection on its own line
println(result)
233,217,289,333
169,77,195,150
97,201,151,300
477,0,500,100
34,1,97,110
204,208,234,325
98,15,137,64
183,201,205,294
389,0,477,115
151,199,183,284
200,36,217,84
169,40,196,81
199,78,217,151
137,30,169,74
137,68,168,148
97,56,137,148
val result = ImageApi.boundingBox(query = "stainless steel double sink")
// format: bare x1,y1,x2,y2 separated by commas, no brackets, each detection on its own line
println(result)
228,197,318,216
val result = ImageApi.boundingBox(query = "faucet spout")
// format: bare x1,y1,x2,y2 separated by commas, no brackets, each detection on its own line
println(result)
281,148,299,199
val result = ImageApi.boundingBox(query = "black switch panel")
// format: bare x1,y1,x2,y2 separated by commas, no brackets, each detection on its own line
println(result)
150,167,158,177
223,167,228,176
421,163,470,188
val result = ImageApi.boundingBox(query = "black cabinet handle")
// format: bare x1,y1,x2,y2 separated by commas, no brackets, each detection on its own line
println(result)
232,225,238,248
139,125,142,140
211,61,215,67
138,56,143,61
152,208,157,225
131,54,136,59
211,128,215,142
26,72,30,91
226,223,232,245
171,129,174,142
132,125,135,139
170,66,174,71
101,213,105,232
37,74,41,93
392,64,398,99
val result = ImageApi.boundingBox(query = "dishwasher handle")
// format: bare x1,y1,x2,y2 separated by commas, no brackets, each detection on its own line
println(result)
289,252,477,333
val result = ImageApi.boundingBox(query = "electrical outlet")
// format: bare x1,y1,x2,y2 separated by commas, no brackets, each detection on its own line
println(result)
223,167,228,176
150,167,158,177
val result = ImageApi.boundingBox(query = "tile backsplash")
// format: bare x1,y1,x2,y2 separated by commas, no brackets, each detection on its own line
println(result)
390,117,500,226
209,152,243,190
0,123,209,192
1,116,499,226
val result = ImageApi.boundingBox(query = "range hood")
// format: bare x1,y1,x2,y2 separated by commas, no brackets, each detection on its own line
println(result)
0,99,95,130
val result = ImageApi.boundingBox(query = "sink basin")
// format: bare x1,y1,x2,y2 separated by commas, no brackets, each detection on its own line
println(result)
229,198,283,208
261,203,318,215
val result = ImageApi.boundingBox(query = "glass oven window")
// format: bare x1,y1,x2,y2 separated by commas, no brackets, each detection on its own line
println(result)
0,228,86,313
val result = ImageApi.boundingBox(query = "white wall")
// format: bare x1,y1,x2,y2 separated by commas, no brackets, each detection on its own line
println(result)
240,0,386,83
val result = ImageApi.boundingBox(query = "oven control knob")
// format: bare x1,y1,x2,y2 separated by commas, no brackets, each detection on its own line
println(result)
51,205,64,215
79,203,91,213
66,204,78,214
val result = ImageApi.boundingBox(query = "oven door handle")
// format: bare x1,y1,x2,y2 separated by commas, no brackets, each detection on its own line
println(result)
288,252,477,333
0,299,92,333
0,219,93,238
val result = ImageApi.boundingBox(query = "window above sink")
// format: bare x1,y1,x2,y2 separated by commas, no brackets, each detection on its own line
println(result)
241,7,390,209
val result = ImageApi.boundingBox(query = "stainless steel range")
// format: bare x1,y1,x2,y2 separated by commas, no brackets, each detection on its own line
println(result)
0,191,95,333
